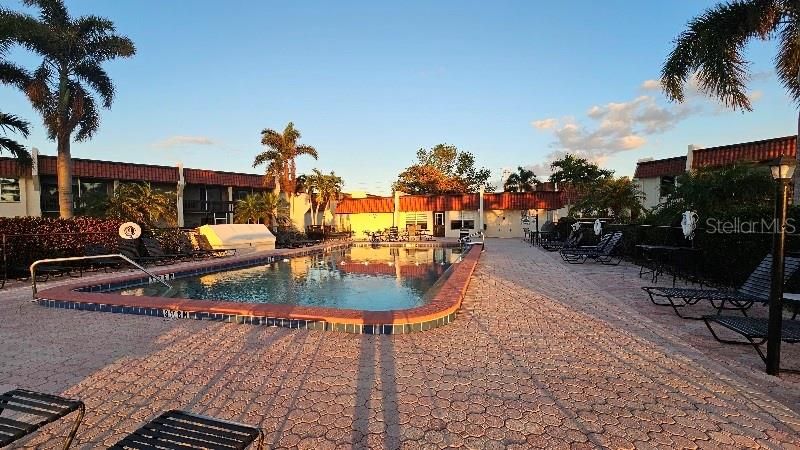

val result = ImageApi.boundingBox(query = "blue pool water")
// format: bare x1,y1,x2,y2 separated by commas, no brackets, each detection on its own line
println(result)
116,246,460,311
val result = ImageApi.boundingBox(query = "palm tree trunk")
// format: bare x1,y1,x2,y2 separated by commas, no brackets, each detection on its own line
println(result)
273,175,281,197
57,132,74,218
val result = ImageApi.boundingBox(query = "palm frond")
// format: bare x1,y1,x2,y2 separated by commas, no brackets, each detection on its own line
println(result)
0,137,32,165
661,0,782,110
23,0,69,27
776,17,800,104
74,92,99,141
82,34,136,62
73,62,114,107
295,144,318,159
253,149,283,168
260,129,284,148
0,112,30,136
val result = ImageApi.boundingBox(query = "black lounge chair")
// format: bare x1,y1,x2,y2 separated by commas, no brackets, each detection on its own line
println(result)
703,315,800,367
642,254,800,319
541,228,583,252
559,232,623,265
141,236,184,263
83,244,123,272
110,410,263,450
177,233,215,259
0,388,84,449
117,238,170,266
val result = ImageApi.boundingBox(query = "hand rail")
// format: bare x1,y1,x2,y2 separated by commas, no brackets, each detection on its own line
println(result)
30,254,172,299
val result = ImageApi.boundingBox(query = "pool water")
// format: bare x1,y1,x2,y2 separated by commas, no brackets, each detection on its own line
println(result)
116,246,460,311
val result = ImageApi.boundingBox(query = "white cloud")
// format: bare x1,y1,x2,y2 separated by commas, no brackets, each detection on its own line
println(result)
531,118,558,130
640,79,660,91
152,135,215,148
748,90,763,102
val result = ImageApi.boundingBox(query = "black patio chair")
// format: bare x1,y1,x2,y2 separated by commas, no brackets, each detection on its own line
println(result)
703,315,800,367
541,228,583,252
117,238,168,266
110,410,263,450
642,254,800,319
559,232,623,265
0,388,84,449
141,236,183,264
83,244,122,272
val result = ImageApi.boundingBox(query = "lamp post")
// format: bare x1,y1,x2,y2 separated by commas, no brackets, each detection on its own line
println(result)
766,155,796,376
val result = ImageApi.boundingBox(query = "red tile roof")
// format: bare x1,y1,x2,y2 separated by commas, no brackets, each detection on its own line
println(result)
691,135,796,169
183,168,267,189
633,156,687,179
0,156,273,188
336,192,565,214
335,197,395,214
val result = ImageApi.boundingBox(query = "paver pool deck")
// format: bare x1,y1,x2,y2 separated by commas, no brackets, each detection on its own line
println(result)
1,239,799,449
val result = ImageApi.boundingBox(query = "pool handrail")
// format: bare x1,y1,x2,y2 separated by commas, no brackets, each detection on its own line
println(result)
30,254,172,299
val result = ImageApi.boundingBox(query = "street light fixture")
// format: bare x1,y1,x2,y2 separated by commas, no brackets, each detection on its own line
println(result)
766,155,796,376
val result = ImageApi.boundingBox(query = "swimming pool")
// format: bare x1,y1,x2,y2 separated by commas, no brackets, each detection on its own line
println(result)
35,243,483,334
115,246,459,311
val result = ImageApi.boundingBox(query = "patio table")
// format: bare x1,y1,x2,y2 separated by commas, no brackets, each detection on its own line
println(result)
637,244,703,286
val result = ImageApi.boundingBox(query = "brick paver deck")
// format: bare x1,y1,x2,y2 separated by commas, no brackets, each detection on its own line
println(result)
1,239,799,449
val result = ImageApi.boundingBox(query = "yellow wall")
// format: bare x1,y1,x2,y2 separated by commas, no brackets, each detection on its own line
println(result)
339,212,395,239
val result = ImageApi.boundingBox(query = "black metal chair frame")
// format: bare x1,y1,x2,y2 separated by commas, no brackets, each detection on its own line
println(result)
110,410,263,450
0,388,85,449
703,315,800,370
560,232,623,265
643,255,800,319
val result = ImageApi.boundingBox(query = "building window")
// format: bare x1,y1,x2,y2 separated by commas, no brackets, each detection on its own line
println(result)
0,178,20,202
405,212,428,230
450,211,476,230
659,176,675,198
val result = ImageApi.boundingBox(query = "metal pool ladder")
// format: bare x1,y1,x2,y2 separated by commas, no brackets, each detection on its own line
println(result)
30,254,172,299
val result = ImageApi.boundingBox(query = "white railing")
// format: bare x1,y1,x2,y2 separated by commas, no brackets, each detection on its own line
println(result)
30,254,171,299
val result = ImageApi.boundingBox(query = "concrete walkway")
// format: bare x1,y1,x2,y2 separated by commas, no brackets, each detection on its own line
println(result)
1,239,799,448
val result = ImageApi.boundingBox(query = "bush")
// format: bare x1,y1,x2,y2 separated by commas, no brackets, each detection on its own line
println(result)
0,217,122,273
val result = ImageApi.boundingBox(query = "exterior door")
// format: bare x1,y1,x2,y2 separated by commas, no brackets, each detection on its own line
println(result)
433,211,445,237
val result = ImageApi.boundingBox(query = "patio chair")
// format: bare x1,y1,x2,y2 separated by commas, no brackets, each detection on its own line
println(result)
0,388,84,449
642,254,800,319
141,236,186,264
541,228,583,252
703,315,800,367
83,244,122,272
110,410,263,450
177,232,215,259
117,238,169,266
559,232,623,265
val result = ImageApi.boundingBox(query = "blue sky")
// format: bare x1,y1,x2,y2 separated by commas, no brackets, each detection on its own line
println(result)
1,0,796,193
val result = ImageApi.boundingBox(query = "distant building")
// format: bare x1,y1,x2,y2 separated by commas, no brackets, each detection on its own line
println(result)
335,191,568,239
633,135,797,209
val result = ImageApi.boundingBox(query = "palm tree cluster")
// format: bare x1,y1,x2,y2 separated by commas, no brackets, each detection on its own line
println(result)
105,183,177,228
303,169,344,226
1,0,135,218
234,192,288,229
503,166,538,192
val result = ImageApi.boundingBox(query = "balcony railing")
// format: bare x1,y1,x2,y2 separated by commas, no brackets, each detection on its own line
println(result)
183,199,235,213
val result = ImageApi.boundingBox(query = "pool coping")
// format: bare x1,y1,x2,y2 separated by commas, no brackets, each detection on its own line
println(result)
34,242,483,334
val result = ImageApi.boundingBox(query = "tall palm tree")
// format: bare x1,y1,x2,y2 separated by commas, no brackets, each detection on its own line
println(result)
0,112,32,165
234,192,287,230
661,0,797,112
253,122,318,197
504,166,538,192
305,169,343,226
1,0,135,218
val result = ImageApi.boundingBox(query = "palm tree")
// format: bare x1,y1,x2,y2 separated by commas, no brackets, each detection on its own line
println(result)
0,112,32,165
304,169,343,226
1,0,135,218
503,166,538,192
661,1,797,112
106,183,177,228
234,192,288,230
253,122,318,197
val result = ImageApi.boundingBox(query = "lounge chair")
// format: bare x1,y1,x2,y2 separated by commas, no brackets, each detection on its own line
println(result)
703,315,800,366
110,410,263,450
541,228,583,252
0,388,84,449
117,238,170,266
559,232,623,265
642,254,800,319
141,236,183,263
177,233,215,259
83,244,123,272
